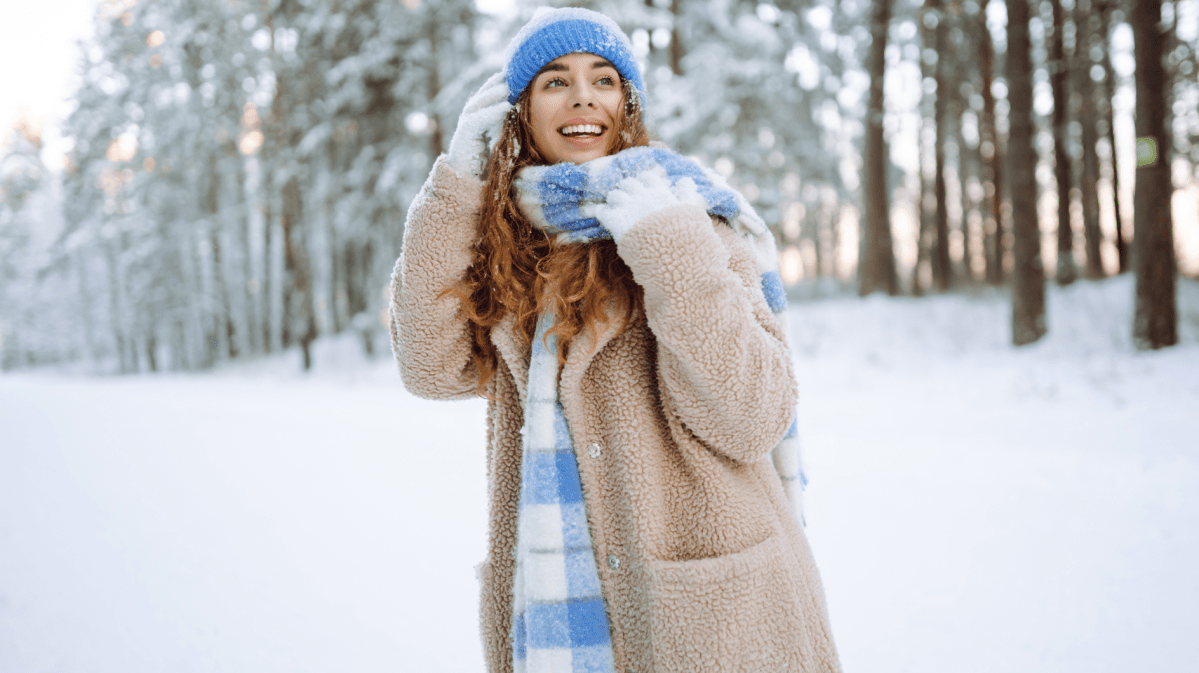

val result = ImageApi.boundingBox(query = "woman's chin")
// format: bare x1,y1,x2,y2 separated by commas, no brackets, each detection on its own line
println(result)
549,139,612,165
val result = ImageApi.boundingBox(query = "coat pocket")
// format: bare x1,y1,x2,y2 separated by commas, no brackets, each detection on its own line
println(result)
644,534,807,672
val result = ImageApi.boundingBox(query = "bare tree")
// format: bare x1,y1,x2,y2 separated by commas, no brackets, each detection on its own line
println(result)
1096,0,1129,272
670,0,683,76
930,0,952,291
1075,0,1105,278
860,0,899,296
1007,0,1046,344
978,0,1006,284
426,8,445,158
1048,0,1077,285
1131,0,1177,348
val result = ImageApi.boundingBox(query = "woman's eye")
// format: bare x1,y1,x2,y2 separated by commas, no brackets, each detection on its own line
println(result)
546,77,567,88
597,76,615,86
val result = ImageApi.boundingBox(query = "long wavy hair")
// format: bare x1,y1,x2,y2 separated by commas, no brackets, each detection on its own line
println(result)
448,77,651,394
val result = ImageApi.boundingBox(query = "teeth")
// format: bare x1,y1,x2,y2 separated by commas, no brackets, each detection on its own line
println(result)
560,124,604,136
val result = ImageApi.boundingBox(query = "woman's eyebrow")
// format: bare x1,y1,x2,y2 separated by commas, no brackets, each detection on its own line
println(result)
536,59,618,77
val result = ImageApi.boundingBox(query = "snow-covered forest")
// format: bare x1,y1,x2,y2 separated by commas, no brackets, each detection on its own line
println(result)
1,0,1197,371
2,0,1199,670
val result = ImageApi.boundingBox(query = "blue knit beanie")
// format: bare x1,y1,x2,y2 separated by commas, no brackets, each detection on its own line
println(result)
504,7,646,105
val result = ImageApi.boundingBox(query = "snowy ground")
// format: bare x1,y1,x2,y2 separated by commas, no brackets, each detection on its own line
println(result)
2,274,1197,673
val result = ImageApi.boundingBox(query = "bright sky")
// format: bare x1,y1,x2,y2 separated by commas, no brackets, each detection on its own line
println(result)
0,0,515,170
0,0,97,168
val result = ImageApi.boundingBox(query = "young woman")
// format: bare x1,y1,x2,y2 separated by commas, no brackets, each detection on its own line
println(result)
391,8,840,672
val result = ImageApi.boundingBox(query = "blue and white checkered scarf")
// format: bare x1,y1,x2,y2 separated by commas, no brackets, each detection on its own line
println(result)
510,146,808,672
512,311,616,673
516,146,745,244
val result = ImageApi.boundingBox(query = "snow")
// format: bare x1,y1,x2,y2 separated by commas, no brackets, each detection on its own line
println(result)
2,275,1198,672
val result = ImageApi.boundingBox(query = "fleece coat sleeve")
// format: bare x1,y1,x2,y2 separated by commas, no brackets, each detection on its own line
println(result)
389,155,483,400
613,203,798,465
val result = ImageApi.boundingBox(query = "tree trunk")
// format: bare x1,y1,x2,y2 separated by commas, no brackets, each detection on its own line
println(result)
930,0,952,291
860,0,899,296
145,331,158,372
1075,0,1105,278
1131,0,1177,348
960,119,979,282
225,149,251,358
427,9,445,158
102,240,129,373
234,153,259,356
282,176,317,369
263,10,281,354
1097,0,1129,272
913,172,931,296
1049,0,1077,285
949,49,971,283
1006,0,1046,345
979,0,1006,284
73,249,102,367
670,0,684,76
178,229,207,370
268,215,284,354
206,153,234,360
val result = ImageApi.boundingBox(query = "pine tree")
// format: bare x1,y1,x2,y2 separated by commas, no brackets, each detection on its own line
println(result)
1006,0,1046,345
1074,0,1105,279
1047,0,1076,285
978,0,1006,284
860,0,899,296
928,0,952,291
1095,0,1129,273
1131,0,1177,348
646,0,845,272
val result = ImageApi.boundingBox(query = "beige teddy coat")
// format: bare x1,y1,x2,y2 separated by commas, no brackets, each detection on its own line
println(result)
390,156,841,673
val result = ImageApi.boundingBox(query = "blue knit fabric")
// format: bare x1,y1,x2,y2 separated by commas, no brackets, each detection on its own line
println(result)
513,146,742,243
512,312,615,673
504,8,645,104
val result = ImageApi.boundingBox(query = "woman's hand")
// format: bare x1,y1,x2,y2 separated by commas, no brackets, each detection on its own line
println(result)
588,170,708,242
446,72,511,179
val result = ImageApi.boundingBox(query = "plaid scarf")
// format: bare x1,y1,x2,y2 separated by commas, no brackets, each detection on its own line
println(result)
510,146,807,672
515,146,743,244
511,311,615,673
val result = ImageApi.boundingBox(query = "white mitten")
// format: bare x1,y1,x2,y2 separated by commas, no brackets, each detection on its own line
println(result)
446,72,511,179
590,170,708,242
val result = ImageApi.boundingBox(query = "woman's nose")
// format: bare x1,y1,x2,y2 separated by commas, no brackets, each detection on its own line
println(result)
570,82,597,107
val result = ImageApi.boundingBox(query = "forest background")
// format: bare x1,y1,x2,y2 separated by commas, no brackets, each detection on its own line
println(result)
2,1,1198,670
0,0,1197,371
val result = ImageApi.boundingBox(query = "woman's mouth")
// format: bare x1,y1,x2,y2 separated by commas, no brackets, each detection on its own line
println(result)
559,124,606,139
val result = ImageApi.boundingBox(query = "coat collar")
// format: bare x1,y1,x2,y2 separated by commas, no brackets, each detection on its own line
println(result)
490,299,629,401
558,305,626,395
491,312,530,408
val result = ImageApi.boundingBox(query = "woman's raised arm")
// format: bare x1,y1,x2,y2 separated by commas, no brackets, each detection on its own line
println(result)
595,174,798,464
390,73,510,399
389,157,485,399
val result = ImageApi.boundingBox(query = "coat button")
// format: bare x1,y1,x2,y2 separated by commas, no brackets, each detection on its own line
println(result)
607,554,621,570
587,442,602,459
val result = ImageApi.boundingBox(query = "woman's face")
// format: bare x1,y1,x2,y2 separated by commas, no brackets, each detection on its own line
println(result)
527,53,624,165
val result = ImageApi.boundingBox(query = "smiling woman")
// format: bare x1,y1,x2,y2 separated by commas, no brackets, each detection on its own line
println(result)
389,7,841,673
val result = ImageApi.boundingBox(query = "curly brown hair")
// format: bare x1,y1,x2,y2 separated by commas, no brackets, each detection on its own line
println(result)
447,77,651,395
